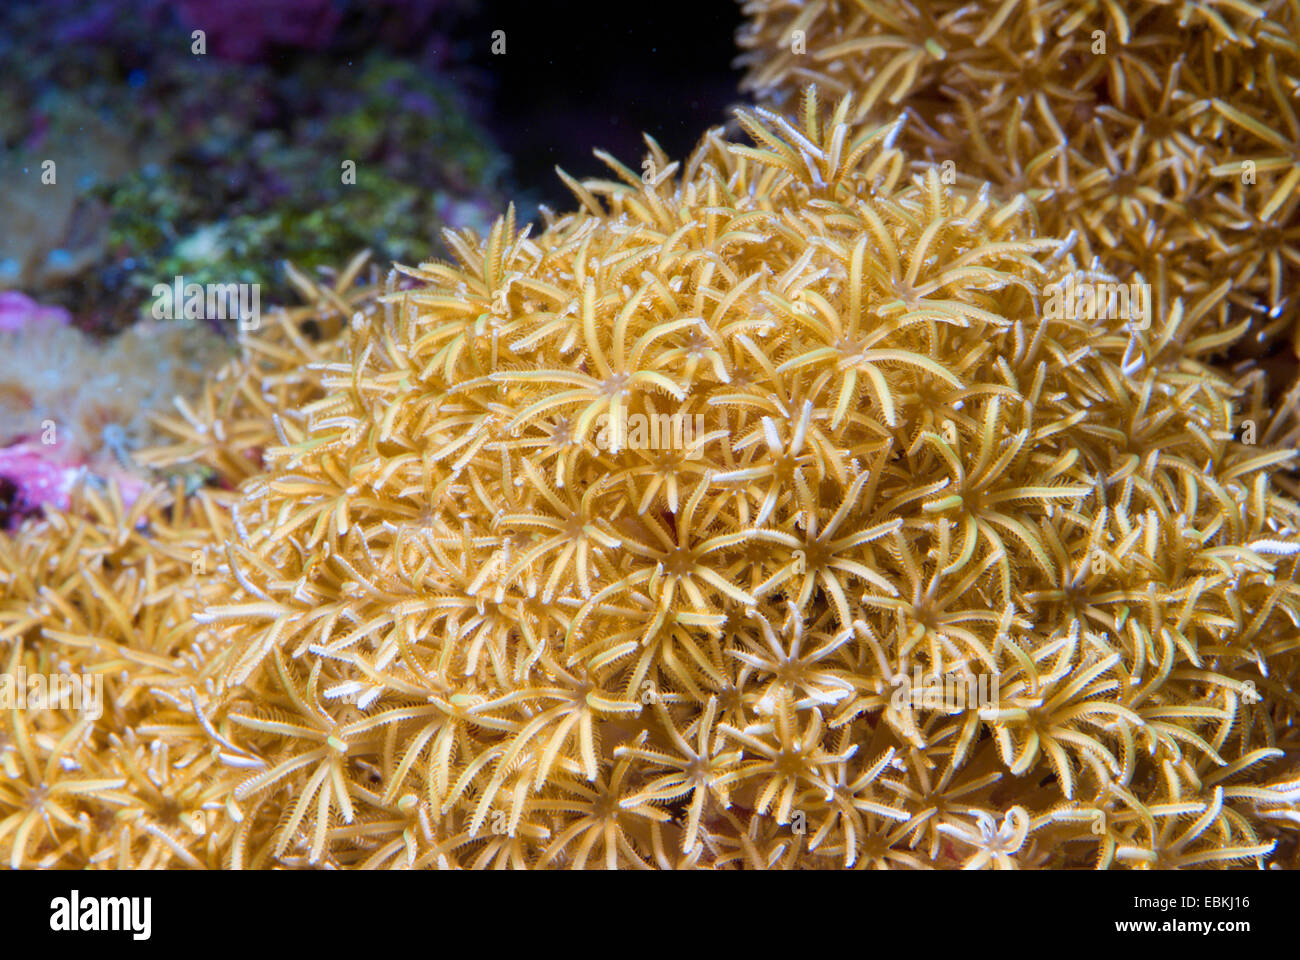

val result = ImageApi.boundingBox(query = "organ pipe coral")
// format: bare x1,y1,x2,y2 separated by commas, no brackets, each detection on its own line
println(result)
0,480,237,868
4,92,1300,868
135,252,371,486
736,0,1300,356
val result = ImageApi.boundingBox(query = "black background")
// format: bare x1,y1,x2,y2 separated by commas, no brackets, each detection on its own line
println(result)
454,0,746,210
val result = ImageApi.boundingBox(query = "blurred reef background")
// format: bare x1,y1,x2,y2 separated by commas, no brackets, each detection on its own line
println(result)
0,0,507,335
0,0,741,526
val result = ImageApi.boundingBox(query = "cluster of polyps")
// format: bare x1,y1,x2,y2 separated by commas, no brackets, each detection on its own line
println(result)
4,90,1300,869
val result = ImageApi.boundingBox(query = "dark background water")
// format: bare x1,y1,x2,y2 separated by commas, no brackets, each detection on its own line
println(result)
453,0,745,210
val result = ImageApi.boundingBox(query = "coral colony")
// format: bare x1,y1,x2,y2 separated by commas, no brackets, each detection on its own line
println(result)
3,1,1300,871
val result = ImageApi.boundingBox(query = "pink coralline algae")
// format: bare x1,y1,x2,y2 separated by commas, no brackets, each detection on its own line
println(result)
0,441,150,530
0,292,72,333
0,443,80,527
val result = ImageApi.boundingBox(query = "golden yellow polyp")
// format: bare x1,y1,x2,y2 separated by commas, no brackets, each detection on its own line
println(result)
737,0,1300,350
